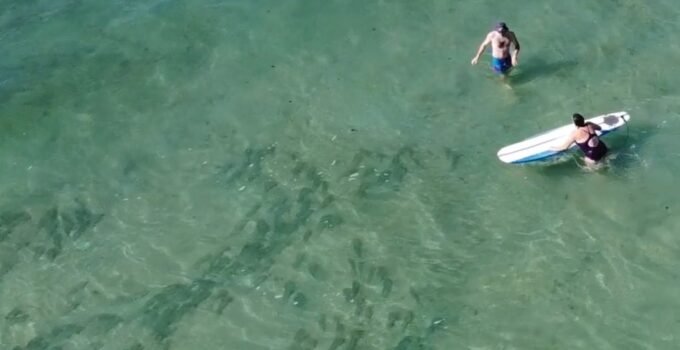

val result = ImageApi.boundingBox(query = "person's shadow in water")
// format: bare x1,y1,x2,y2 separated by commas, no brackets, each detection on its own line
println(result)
509,57,579,85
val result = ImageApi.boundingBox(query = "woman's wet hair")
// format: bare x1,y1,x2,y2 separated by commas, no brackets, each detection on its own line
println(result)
572,113,585,127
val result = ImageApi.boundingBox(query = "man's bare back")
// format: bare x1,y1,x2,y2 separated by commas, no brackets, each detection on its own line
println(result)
487,30,517,59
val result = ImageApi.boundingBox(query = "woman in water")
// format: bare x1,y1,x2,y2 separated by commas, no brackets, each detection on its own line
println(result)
552,113,608,165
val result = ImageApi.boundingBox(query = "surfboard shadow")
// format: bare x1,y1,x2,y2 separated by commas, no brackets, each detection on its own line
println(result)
528,154,584,177
604,122,657,170
509,59,578,85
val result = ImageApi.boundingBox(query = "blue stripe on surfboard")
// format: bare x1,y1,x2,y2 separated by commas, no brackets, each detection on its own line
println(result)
510,150,560,164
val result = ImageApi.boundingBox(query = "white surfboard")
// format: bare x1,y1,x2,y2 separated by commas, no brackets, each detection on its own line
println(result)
497,111,631,164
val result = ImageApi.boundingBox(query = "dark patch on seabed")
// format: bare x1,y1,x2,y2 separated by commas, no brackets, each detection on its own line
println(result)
0,198,104,280
0,196,108,350
342,146,425,199
301,234,449,350
7,142,461,349
139,144,450,349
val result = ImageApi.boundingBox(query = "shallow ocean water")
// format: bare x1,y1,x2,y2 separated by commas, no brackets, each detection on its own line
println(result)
1,0,680,349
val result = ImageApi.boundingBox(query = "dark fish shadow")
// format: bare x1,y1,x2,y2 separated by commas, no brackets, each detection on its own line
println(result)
509,58,579,85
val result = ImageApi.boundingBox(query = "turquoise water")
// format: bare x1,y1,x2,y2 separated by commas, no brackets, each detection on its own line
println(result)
2,0,680,349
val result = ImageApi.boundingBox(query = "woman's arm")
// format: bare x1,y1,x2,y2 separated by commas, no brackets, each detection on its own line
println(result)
550,133,575,151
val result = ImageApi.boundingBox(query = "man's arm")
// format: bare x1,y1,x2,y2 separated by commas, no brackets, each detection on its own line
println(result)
471,33,492,65
510,32,520,65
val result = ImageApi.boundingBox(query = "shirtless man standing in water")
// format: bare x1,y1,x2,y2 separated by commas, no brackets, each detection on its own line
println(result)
470,22,521,77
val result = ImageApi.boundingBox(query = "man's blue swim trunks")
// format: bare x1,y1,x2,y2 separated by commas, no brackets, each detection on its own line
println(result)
492,56,513,74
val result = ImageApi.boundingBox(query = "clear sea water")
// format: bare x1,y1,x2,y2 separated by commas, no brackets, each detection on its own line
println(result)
2,0,680,349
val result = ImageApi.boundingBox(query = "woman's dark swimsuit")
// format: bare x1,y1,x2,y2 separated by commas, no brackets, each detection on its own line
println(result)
576,129,608,161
